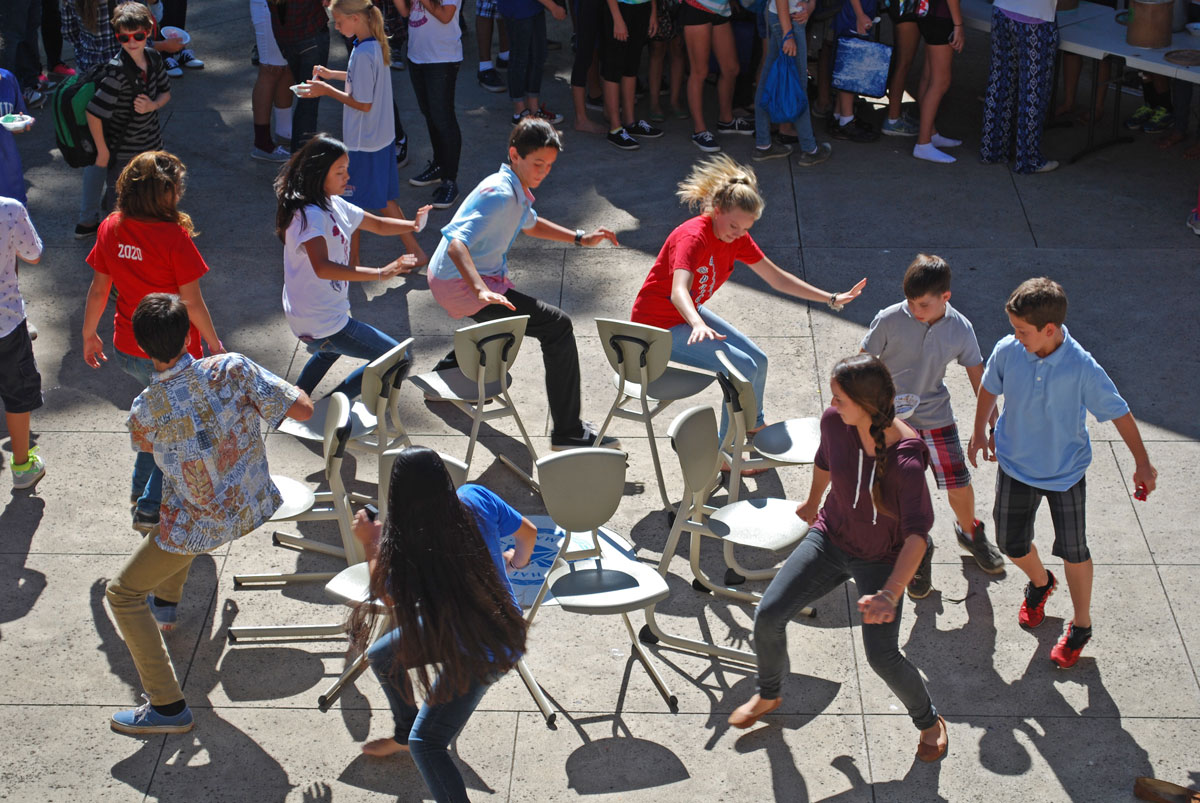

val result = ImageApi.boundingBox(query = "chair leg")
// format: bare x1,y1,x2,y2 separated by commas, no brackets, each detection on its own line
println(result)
232,570,339,588
643,413,671,509
639,604,758,666
515,657,557,726
273,531,347,560
722,542,779,583
317,650,371,712
622,612,677,709
226,622,345,643
464,405,483,473
499,390,540,490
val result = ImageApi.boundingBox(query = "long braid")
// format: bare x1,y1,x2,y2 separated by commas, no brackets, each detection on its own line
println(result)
868,412,894,519
832,353,898,520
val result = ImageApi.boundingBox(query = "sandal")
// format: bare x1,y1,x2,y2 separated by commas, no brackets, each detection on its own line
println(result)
916,715,948,762
728,695,782,729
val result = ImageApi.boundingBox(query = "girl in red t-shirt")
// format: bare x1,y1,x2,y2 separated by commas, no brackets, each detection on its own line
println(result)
81,151,224,537
630,155,866,447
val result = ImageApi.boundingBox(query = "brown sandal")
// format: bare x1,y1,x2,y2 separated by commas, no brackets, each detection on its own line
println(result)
728,695,782,729
916,715,948,762
1134,777,1200,803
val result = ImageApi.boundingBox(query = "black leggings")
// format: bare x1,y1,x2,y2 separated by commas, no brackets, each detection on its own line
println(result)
571,0,606,87
600,2,651,83
409,60,462,180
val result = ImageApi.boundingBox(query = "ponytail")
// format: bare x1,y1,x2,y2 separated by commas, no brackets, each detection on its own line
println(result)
329,0,393,65
675,154,765,218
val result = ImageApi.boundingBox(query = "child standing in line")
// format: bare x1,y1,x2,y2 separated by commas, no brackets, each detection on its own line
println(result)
969,278,1158,668
275,135,427,400
307,0,428,266
599,0,661,151
499,0,566,125
861,254,1004,600
0,197,45,490
910,0,964,164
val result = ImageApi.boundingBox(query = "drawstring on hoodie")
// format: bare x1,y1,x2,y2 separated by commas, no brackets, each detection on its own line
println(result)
854,449,878,526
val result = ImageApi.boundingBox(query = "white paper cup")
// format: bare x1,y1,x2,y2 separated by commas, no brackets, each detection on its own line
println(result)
290,83,311,97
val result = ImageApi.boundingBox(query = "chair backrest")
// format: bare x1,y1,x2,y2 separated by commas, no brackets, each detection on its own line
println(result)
453,316,530,386
714,351,759,439
360,337,414,412
377,448,469,514
595,318,673,387
322,392,353,484
666,406,721,495
535,448,627,533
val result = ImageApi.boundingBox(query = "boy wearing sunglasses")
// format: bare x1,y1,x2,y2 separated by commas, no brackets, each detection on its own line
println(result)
84,2,173,211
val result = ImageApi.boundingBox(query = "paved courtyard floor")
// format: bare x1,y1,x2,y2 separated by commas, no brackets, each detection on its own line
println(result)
3,1,1199,800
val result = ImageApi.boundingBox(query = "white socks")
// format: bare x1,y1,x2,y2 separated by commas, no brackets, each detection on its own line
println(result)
836,114,854,126
479,60,493,71
931,132,962,148
913,142,956,163
273,105,293,140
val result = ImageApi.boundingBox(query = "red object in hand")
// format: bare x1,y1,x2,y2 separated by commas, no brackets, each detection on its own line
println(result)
1134,483,1148,501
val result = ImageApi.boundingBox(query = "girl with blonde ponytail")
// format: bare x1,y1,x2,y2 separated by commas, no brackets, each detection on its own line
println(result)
729,353,948,765
631,155,868,446
305,0,428,265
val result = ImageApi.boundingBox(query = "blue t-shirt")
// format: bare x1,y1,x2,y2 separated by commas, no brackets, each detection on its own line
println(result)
0,69,28,204
428,163,538,281
458,483,525,612
982,327,1130,492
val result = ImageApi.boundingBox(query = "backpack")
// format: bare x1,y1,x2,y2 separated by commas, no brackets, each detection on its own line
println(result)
51,58,140,168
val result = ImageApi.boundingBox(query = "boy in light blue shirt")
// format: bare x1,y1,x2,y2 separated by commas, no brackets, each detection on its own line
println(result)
968,277,1157,669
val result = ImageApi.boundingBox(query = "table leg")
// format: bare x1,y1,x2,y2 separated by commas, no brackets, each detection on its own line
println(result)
1069,55,1134,163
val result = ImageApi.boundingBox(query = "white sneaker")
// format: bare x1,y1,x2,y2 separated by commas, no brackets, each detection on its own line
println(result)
251,145,291,163
164,57,183,78
176,49,204,69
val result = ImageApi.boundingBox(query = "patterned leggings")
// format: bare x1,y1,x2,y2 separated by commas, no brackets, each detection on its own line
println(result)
979,9,1059,173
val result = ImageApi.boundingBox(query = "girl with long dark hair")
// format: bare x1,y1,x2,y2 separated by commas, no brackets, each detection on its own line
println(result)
353,447,536,802
728,354,949,763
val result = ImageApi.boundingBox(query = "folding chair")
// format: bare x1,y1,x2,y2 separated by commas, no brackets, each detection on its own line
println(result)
593,319,716,508
410,316,538,486
639,406,812,664
524,448,677,711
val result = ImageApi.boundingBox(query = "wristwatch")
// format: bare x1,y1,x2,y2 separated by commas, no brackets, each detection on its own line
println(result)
574,228,585,246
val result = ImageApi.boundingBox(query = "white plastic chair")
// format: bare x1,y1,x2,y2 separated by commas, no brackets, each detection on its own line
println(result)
593,319,716,508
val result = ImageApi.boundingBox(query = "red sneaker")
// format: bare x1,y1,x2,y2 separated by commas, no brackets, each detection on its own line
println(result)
1051,621,1092,668
52,63,77,77
1018,570,1056,628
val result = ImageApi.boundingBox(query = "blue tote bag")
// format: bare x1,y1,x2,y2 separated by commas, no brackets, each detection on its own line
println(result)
832,35,892,98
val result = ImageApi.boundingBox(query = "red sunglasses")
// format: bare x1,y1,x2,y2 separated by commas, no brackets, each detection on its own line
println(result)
116,31,149,43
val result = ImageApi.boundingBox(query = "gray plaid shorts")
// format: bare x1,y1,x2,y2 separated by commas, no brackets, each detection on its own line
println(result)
993,467,1089,563
477,0,500,19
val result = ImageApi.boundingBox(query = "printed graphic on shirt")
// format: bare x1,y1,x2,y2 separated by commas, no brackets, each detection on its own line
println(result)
117,243,143,261
694,258,714,303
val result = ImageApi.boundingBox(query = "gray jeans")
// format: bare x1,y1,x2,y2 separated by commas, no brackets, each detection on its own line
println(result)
753,527,938,730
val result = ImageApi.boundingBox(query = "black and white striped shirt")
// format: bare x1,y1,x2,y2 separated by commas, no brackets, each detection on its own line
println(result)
86,49,170,162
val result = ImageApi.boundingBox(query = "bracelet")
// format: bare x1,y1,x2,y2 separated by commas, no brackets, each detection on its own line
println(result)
877,588,898,608
827,293,843,312
574,228,585,246
783,30,796,42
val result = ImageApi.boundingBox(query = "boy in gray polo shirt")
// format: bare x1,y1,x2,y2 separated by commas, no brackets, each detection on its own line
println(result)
862,254,1004,599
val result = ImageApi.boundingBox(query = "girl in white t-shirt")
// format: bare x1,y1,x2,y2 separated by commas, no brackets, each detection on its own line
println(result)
275,135,430,398
393,0,463,211
306,0,428,267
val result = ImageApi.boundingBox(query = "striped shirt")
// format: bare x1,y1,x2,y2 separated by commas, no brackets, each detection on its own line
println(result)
60,0,121,71
85,49,170,162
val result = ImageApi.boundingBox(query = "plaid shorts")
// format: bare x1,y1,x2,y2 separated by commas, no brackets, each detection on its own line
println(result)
993,467,1089,563
477,0,500,19
917,423,971,490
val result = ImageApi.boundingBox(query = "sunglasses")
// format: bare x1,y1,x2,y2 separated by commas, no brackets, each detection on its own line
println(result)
116,31,149,43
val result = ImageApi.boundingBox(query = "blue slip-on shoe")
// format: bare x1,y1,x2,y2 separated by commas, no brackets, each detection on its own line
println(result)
111,695,194,735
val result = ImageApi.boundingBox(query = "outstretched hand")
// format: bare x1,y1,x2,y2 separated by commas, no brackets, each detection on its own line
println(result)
381,254,420,278
581,227,620,247
478,289,517,310
833,277,868,308
687,323,726,345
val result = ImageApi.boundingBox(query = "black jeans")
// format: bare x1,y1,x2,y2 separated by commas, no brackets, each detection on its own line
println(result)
408,60,462,180
160,0,188,29
40,0,62,68
434,287,583,437
505,11,547,101
0,0,41,89
279,30,331,152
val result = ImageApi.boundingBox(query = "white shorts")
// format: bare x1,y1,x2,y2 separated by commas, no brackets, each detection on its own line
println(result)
251,0,287,67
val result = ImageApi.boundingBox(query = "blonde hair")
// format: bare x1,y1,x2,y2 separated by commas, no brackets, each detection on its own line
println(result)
329,0,392,65
675,154,764,218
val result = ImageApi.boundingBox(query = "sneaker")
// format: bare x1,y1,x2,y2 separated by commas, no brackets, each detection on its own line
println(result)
37,73,52,91
1018,570,1057,628
1123,104,1155,130
478,68,505,93
907,540,934,600
585,95,604,111
955,520,1005,574
133,507,161,534
752,142,792,161
881,115,920,137
22,87,45,109
1188,210,1200,235
148,596,178,632
431,180,459,209
164,57,183,78
176,49,204,69
74,220,100,239
550,421,622,451
111,695,194,735
1050,621,1092,668
11,447,45,490
1032,159,1059,174
395,138,408,167
716,117,754,135
52,63,77,77
830,118,878,143
625,119,663,138
1143,107,1174,133
250,145,290,163
795,141,833,167
691,130,721,153
534,105,563,125
511,109,531,125
607,127,640,150
409,161,442,187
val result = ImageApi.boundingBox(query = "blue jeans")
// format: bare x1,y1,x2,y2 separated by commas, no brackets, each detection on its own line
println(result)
505,11,547,101
295,317,398,399
115,350,163,515
78,164,107,226
668,305,767,437
279,30,331,153
755,16,817,153
753,528,938,730
368,628,502,803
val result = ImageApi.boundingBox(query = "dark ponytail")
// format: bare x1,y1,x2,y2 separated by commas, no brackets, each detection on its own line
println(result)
833,354,897,519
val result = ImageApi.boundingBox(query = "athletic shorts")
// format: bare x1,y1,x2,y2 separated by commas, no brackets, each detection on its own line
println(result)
993,468,1089,564
917,423,971,490
0,320,43,414
680,2,731,26
918,14,953,45
886,1,919,24
250,0,287,66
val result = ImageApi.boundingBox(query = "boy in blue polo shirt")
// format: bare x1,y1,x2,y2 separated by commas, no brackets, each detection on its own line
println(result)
968,277,1157,668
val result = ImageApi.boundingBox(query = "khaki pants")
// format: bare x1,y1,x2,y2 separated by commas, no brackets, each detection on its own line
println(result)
105,536,197,705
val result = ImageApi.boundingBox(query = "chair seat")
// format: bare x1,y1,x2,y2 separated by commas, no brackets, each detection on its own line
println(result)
752,417,821,465
270,474,317,521
278,396,377,443
548,545,670,615
325,561,373,605
708,497,810,552
410,369,512,403
612,365,714,403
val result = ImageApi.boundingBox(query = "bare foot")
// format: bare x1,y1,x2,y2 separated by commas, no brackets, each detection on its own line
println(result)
574,117,606,135
728,694,782,729
1184,141,1200,159
1157,130,1185,150
721,462,770,477
362,738,410,757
